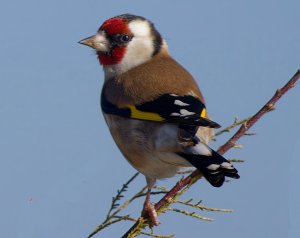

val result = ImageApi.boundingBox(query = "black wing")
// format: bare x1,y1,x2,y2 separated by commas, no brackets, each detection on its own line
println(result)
101,93,221,128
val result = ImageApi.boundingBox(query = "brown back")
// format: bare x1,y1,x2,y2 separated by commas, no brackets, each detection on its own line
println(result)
104,51,205,106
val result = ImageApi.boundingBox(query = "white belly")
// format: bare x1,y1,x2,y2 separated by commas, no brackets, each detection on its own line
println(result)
103,114,192,179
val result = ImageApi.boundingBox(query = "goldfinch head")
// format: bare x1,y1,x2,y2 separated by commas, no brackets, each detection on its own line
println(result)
79,14,168,75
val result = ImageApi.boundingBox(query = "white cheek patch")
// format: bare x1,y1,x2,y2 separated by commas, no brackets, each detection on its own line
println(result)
129,20,151,37
113,20,154,74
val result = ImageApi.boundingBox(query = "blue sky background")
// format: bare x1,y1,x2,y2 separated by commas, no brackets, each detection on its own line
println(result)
1,1,300,237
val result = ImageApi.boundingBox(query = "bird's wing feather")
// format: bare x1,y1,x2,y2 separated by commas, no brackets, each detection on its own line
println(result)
101,93,221,128
177,140,240,187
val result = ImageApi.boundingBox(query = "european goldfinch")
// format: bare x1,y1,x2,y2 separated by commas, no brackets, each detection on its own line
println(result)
79,14,239,225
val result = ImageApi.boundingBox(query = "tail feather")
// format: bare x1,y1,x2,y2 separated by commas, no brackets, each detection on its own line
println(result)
178,146,240,187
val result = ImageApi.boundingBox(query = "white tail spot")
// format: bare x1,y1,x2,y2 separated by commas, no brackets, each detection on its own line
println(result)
207,164,220,171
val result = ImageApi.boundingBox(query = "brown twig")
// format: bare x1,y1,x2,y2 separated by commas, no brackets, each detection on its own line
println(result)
217,70,299,154
122,70,300,238
213,117,252,138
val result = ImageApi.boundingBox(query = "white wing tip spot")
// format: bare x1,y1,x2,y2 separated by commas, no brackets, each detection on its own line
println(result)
207,164,220,171
174,100,190,106
170,112,180,116
221,162,233,169
180,109,195,116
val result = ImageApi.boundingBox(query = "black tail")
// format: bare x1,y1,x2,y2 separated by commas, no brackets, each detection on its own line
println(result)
178,150,240,187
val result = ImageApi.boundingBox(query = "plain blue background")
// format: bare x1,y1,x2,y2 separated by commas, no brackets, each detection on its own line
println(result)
1,1,299,237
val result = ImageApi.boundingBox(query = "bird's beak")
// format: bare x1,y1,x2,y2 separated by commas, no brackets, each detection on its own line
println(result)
78,33,109,52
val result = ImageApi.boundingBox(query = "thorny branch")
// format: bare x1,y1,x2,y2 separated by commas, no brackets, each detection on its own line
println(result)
217,70,300,154
213,116,252,138
106,172,140,220
121,69,300,238
87,175,168,238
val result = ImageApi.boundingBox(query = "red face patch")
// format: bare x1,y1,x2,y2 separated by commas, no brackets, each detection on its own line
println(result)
98,17,131,65
97,47,126,65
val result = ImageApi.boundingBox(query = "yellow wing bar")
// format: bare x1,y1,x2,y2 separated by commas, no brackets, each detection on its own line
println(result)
127,105,165,121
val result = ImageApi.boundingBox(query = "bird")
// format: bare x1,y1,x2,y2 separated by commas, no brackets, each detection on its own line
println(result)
79,14,239,226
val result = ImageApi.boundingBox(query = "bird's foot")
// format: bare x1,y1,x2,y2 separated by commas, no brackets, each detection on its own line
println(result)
143,201,160,227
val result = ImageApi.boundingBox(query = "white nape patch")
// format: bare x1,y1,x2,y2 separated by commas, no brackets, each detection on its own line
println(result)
221,162,233,169
180,109,195,116
161,39,169,51
207,164,220,171
170,112,180,116
170,93,179,97
174,100,189,106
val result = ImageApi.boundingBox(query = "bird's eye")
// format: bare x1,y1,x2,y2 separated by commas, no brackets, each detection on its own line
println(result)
120,34,131,43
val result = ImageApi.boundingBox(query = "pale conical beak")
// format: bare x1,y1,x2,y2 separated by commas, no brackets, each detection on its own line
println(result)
78,33,109,52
